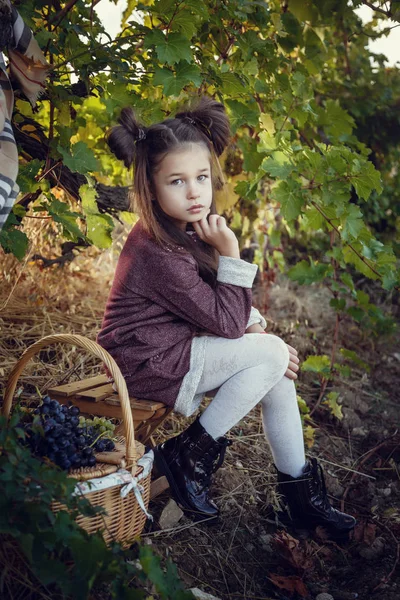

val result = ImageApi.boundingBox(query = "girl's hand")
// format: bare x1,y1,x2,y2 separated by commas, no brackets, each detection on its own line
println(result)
285,343,300,380
193,213,240,258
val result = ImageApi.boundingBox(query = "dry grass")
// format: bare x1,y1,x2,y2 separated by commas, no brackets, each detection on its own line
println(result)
3,220,399,599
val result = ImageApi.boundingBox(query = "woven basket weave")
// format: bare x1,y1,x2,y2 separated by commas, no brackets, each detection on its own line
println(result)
2,334,151,547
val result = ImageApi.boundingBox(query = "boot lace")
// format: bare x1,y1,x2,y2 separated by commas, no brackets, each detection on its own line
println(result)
198,439,232,486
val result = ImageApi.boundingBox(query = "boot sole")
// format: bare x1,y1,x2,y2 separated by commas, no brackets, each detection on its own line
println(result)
153,447,219,523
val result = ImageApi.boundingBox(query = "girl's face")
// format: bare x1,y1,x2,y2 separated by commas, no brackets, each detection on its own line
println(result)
152,143,213,231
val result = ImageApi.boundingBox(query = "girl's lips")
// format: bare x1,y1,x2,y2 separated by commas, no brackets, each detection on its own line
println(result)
188,205,204,212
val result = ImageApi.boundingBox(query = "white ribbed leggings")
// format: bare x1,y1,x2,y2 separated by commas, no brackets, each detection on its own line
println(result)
195,333,306,477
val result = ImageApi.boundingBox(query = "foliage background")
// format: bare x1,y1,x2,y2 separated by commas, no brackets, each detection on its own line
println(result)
1,0,398,289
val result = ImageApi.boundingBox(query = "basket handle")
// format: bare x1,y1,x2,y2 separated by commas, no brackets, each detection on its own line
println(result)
2,334,137,470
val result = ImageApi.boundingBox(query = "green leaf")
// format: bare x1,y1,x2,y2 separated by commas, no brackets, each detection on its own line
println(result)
323,391,343,420
172,11,198,38
261,157,294,179
0,225,29,260
155,32,193,65
47,198,83,241
317,99,354,138
302,355,331,376
153,62,202,95
225,100,259,131
272,180,304,220
58,142,99,174
342,204,364,241
219,72,247,95
288,259,332,285
351,159,383,201
80,184,114,248
17,159,43,193
302,206,324,230
340,348,370,371
342,244,379,280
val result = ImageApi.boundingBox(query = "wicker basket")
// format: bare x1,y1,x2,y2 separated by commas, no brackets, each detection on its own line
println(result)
2,334,151,547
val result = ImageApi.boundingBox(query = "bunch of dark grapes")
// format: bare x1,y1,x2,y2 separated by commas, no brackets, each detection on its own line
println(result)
22,396,115,471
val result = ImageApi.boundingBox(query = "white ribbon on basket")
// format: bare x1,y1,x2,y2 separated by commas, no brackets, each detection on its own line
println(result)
72,449,154,520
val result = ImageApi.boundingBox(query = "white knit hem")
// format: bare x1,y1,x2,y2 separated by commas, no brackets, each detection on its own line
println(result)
174,336,207,417
217,256,258,288
247,306,267,330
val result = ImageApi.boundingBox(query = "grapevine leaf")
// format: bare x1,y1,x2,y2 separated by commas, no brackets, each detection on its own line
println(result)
317,99,355,138
351,159,383,200
58,142,99,174
288,260,332,285
261,157,294,179
302,355,331,376
17,159,43,193
0,224,29,260
155,32,193,64
47,198,83,241
153,62,202,95
259,113,276,134
323,391,343,420
342,204,364,241
172,12,198,38
272,180,304,220
225,100,259,131
80,184,114,249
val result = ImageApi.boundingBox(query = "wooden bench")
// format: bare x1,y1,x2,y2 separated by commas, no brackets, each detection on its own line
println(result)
48,374,172,498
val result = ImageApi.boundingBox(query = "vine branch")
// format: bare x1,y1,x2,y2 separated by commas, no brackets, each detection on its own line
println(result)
310,200,383,281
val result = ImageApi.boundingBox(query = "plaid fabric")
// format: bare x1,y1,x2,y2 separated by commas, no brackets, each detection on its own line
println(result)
0,1,48,230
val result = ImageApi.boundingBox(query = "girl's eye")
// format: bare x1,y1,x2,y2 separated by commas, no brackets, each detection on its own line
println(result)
198,174,208,182
171,179,183,185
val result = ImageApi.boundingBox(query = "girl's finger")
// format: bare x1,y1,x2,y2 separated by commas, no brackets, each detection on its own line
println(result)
286,344,298,356
288,360,299,372
285,369,298,380
197,215,211,238
288,354,300,365
207,214,221,232
193,220,205,239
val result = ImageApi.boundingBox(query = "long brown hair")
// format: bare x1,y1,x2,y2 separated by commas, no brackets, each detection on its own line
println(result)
106,96,231,286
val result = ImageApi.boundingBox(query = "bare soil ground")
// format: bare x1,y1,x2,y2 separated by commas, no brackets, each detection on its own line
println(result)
1,246,399,600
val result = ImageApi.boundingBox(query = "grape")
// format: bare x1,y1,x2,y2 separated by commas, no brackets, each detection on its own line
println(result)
19,396,119,472
105,439,115,451
95,440,106,452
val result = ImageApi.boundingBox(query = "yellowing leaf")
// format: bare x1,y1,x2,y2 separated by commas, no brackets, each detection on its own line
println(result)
323,391,343,420
259,113,276,134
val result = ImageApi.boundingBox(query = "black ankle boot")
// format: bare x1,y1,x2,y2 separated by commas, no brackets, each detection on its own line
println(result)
153,417,231,521
277,458,356,534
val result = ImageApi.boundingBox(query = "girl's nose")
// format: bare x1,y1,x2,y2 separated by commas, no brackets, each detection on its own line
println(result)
187,182,200,199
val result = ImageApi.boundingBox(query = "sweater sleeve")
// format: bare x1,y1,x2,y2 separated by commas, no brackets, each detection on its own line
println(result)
135,251,258,339
247,306,267,330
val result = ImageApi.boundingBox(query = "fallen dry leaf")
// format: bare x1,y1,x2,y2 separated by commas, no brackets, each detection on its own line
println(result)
269,573,308,597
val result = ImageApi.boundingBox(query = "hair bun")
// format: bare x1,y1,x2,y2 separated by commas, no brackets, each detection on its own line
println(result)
176,97,230,156
118,107,147,142
106,107,146,168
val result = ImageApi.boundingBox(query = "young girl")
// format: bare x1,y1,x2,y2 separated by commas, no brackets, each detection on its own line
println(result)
97,96,355,535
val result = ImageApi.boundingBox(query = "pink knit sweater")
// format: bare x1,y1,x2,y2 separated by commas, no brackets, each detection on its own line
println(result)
97,220,260,410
